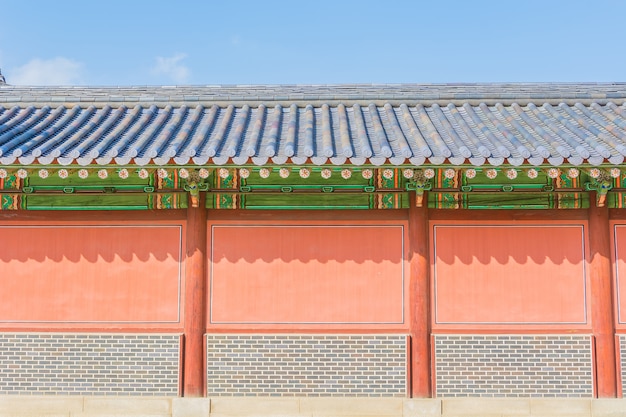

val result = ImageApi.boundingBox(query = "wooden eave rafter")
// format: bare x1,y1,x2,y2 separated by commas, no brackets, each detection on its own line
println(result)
0,165,621,210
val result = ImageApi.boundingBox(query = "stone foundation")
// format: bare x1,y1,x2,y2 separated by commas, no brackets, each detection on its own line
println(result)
2,397,626,417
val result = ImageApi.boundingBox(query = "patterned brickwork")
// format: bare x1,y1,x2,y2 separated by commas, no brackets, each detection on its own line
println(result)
434,335,593,397
0,333,180,395
618,335,626,395
206,334,407,396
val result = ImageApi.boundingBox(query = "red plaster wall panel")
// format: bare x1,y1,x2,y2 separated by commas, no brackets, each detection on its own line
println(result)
613,225,626,326
433,224,588,327
0,225,182,324
209,224,405,325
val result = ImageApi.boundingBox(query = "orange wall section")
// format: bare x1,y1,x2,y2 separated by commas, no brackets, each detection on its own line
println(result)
208,221,408,329
611,223,626,329
432,222,590,330
0,224,184,328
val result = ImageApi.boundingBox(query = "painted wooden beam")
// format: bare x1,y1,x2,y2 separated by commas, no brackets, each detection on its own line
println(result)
183,193,207,397
589,192,617,397
409,191,431,397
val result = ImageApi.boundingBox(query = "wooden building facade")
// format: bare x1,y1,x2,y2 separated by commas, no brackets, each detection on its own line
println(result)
1,83,626,400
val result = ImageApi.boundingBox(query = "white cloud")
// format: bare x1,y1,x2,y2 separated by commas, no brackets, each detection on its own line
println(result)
151,53,190,84
10,57,85,85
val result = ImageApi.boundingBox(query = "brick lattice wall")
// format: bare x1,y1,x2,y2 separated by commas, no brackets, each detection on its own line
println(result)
434,335,593,397
206,334,407,396
619,335,626,395
0,334,180,395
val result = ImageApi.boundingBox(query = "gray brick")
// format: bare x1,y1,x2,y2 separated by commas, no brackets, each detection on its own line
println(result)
434,334,593,398
0,333,180,396
617,335,626,396
206,334,406,397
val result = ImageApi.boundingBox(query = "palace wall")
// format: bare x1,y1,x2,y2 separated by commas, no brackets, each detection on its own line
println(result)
0,208,624,399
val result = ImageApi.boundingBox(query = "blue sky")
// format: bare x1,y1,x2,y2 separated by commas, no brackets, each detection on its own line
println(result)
1,0,625,86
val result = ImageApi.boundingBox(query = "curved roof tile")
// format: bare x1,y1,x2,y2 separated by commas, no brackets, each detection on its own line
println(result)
1,84,626,167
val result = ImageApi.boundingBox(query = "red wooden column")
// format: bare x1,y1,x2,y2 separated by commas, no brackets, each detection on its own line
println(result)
589,194,617,397
408,192,431,397
183,193,208,396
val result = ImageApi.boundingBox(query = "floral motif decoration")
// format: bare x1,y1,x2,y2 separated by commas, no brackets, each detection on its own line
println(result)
585,168,614,207
198,168,210,179
0,169,7,179
408,169,433,208
506,169,518,180
238,168,250,179
259,168,271,178
182,169,210,209
546,168,560,179
299,168,311,179
138,169,149,179
588,168,601,179
279,168,290,178
485,169,497,179
218,168,230,179
9,162,624,211
567,168,580,179
610,167,621,178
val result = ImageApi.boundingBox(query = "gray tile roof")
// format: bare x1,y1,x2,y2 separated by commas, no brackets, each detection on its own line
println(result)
0,84,625,167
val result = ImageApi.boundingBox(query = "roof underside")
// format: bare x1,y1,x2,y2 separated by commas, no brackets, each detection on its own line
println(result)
1,83,626,167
